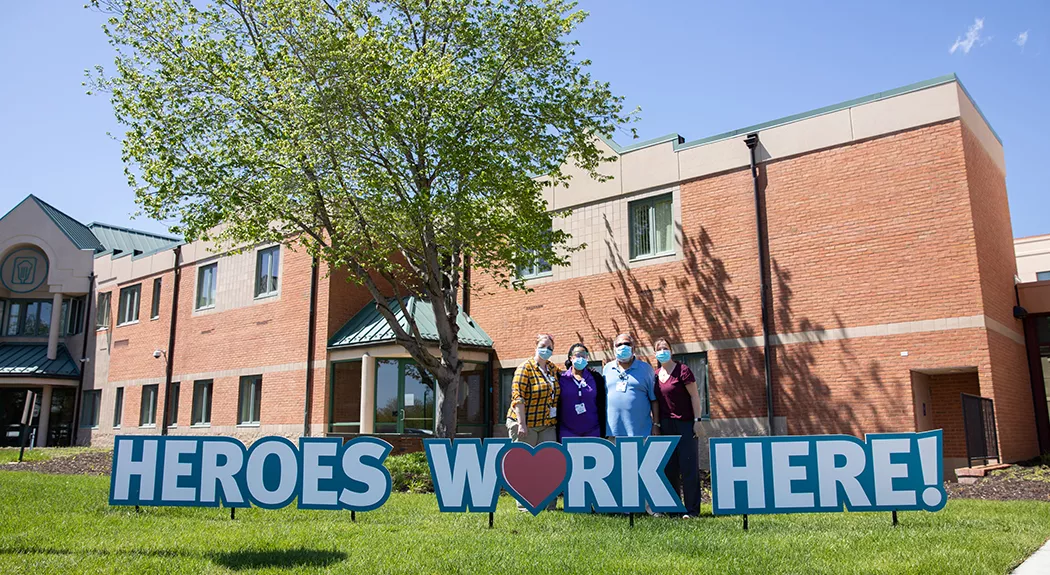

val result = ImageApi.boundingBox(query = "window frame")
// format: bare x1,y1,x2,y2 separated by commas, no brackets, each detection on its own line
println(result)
678,352,710,420
3,298,54,337
113,387,124,428
238,375,263,425
167,381,180,427
79,390,101,428
150,278,162,320
139,384,158,427
117,284,141,326
191,379,213,426
628,192,675,261
96,292,112,330
254,246,281,298
195,263,218,311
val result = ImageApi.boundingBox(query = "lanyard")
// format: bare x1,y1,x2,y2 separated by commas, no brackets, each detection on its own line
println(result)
573,372,588,397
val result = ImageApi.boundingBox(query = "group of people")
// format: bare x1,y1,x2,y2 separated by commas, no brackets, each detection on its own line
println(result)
506,332,703,517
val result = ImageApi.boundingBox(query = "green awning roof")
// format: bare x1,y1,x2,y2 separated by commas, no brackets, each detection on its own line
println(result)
89,222,182,260
0,343,80,379
329,297,493,349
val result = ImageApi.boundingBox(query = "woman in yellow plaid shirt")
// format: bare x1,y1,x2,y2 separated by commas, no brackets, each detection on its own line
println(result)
506,333,561,446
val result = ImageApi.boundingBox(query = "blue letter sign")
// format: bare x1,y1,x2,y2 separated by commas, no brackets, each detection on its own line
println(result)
709,430,947,515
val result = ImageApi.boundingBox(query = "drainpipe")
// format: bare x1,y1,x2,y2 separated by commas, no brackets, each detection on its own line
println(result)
462,254,471,316
745,133,776,436
303,256,319,437
69,272,95,446
160,245,182,435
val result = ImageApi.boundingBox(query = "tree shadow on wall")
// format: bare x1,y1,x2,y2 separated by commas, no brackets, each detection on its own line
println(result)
575,216,894,437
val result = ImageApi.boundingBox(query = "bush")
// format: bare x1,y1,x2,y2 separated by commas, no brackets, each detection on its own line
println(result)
386,451,433,493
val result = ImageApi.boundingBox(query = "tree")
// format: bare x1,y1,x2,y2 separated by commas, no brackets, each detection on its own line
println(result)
90,0,634,437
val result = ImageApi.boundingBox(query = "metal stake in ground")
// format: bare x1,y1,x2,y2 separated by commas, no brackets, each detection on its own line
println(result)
231,507,235,520
629,513,634,528
743,514,748,531
351,510,356,522
488,511,493,529
892,510,898,526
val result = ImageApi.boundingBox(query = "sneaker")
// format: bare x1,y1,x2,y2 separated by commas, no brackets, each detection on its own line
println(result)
681,514,696,519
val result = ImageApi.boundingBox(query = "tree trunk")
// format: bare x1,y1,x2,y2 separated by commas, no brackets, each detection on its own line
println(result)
434,369,461,438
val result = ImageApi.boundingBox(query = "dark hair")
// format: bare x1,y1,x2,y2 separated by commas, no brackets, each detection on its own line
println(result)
564,342,589,370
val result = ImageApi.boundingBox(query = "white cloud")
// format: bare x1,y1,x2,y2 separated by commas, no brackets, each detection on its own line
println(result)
950,18,984,55
1015,30,1029,50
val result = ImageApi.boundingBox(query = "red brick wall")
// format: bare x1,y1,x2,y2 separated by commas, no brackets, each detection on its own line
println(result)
928,372,980,459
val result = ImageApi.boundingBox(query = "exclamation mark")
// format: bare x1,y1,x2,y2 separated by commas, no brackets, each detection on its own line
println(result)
917,435,943,508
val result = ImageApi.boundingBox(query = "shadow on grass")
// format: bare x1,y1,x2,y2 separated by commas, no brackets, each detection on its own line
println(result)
208,548,347,570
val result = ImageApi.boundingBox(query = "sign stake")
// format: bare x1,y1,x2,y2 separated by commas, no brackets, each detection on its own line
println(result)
488,511,494,529
351,510,356,522
743,514,748,531
892,510,898,526
231,507,236,520
629,512,634,528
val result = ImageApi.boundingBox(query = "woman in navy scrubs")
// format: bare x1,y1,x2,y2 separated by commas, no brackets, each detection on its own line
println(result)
557,343,606,439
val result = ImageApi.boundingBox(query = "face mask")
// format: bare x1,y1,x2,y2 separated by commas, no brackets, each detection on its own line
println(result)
655,350,672,363
537,346,553,360
615,344,633,361
572,356,589,370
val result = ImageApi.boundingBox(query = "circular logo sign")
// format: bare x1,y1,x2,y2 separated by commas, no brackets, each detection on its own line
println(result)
1,246,49,294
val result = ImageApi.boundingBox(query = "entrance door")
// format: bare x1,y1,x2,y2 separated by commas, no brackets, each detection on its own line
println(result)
374,359,436,435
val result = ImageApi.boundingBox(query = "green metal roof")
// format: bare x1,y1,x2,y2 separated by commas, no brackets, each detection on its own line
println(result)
329,297,493,349
88,222,182,260
0,343,80,379
0,195,104,252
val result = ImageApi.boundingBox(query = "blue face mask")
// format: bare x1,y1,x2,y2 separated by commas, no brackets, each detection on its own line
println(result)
655,350,672,363
537,346,553,360
615,344,633,361
572,356,589,370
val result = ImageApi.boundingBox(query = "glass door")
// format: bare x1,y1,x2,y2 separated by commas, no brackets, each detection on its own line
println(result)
374,358,437,435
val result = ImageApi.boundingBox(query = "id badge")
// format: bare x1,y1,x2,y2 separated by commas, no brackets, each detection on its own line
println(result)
617,381,628,393
575,403,587,415
549,406,557,418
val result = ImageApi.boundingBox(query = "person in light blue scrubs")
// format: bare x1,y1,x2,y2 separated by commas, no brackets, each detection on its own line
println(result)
602,333,659,438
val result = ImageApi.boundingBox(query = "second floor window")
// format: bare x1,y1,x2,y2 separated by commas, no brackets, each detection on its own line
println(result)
4,299,52,337
151,278,162,319
629,193,674,260
96,292,111,329
196,263,217,310
255,246,280,297
118,284,141,325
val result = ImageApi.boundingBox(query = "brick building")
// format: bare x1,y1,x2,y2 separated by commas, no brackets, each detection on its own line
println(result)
3,74,1049,476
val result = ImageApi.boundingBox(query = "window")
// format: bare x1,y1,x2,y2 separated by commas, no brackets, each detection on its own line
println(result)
167,382,180,427
238,375,262,425
679,352,710,419
96,292,111,329
629,193,674,260
499,368,515,419
80,390,101,428
3,299,52,336
151,278,162,319
192,380,213,426
255,246,280,297
61,297,84,335
1038,271,1050,282
328,361,362,434
519,252,552,279
140,384,158,426
196,264,217,310
113,388,124,428
118,284,141,325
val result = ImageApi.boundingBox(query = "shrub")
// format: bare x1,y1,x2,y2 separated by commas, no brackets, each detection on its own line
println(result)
386,451,433,493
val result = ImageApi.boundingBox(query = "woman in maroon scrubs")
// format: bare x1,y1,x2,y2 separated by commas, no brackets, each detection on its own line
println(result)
652,337,703,518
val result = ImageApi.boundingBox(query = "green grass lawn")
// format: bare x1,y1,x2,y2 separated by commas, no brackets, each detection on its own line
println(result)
0,472,1048,574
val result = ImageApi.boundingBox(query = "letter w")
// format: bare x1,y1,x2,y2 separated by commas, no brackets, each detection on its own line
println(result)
424,439,505,512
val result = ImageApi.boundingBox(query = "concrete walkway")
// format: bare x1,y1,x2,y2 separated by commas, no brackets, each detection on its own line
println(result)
1013,538,1050,574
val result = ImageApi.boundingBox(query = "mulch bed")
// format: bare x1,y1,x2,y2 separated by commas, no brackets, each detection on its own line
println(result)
947,466,1050,502
1,451,112,476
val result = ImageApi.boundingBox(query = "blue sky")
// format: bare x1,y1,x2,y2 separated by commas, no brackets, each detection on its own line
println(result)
2,2,1047,237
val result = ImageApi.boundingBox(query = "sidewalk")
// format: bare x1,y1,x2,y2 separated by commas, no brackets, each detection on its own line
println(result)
1013,538,1050,574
